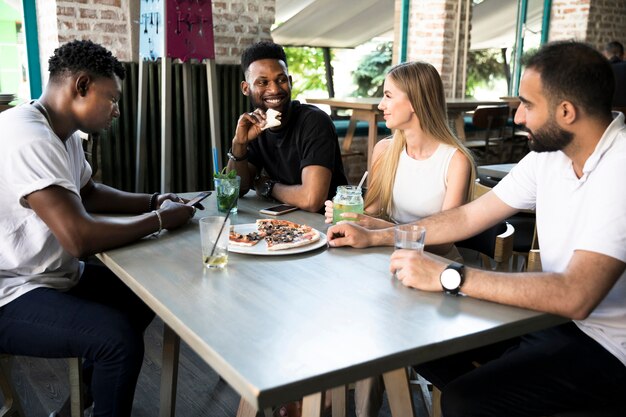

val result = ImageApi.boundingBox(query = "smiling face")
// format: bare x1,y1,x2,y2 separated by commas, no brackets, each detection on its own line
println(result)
378,76,414,130
74,74,122,134
242,59,292,115
515,68,573,153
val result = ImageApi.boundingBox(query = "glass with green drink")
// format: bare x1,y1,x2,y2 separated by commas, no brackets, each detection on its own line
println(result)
332,185,364,224
214,170,240,214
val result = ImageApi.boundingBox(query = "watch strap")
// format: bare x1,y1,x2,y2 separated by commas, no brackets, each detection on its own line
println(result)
227,147,248,162
262,179,277,199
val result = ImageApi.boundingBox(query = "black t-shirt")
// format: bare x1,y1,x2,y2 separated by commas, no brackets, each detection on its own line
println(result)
247,101,348,201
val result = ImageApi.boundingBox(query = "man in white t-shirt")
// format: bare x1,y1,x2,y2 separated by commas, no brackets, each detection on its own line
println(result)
327,41,625,416
0,40,196,417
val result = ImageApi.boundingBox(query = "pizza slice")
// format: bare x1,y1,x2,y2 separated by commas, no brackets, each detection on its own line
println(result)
229,230,265,247
256,219,320,251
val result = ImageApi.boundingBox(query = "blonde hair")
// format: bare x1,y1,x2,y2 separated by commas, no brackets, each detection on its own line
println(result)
364,61,476,220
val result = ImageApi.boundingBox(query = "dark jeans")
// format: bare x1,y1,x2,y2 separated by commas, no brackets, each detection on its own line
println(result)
415,322,626,417
0,263,154,417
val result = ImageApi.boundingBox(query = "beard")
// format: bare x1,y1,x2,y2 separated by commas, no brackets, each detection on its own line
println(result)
526,118,574,153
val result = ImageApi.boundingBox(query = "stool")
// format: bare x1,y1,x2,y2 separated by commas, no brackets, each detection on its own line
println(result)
0,354,84,417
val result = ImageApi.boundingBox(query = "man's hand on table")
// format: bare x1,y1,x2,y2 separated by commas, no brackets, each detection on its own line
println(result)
390,250,448,292
327,222,379,248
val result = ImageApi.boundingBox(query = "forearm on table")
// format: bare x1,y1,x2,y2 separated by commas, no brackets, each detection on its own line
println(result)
226,159,255,193
272,183,326,212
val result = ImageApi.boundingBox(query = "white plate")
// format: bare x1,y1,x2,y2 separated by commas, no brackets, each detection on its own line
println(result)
228,223,327,256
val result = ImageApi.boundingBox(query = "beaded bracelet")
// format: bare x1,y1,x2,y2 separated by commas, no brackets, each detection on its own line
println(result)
149,192,159,212
152,210,163,237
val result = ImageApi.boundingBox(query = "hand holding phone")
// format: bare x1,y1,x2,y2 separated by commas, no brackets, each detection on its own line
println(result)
186,191,211,208
259,204,298,216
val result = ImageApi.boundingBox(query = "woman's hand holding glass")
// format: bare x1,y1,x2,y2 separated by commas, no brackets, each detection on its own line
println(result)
324,200,394,229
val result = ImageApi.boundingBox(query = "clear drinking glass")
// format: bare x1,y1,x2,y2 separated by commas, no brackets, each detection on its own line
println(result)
200,216,230,269
394,224,426,251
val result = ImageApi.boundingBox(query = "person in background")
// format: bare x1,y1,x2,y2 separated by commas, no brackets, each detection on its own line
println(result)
603,41,626,107
324,61,474,417
0,40,194,417
602,40,624,63
335,40,626,417
226,41,347,213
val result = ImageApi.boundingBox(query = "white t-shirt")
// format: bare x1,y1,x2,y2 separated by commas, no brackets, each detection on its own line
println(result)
494,112,626,366
391,143,457,223
0,104,92,307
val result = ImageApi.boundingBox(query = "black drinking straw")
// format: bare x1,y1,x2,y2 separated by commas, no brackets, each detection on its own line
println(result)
208,195,238,258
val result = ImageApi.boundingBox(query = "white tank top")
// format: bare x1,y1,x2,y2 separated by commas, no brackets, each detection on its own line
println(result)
391,143,457,223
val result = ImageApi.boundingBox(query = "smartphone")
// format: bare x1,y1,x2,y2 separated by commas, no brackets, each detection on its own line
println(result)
185,191,212,207
259,204,298,216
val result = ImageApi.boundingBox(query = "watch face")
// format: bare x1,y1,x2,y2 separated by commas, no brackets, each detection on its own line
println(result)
441,268,462,290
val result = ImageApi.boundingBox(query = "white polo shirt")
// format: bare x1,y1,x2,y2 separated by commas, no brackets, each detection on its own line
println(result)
494,112,626,367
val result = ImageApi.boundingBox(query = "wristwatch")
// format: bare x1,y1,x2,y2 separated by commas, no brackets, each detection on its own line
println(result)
440,262,465,295
259,178,278,199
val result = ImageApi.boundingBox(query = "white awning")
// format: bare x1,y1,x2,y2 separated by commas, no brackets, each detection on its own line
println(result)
471,0,544,50
272,0,544,50
272,0,395,48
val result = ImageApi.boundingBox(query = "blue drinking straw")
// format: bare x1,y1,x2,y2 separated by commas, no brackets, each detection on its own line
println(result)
213,148,219,174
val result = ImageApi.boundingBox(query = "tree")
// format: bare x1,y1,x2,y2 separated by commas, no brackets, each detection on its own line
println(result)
284,46,329,98
351,42,392,97
465,49,506,98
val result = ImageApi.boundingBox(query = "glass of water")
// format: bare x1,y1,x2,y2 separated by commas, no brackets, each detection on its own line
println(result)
394,224,426,251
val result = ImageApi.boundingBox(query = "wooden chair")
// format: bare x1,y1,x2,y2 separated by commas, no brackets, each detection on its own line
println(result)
474,176,537,271
0,354,84,417
456,221,515,272
464,105,511,165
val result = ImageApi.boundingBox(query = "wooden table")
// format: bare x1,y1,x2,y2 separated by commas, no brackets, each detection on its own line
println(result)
97,192,565,417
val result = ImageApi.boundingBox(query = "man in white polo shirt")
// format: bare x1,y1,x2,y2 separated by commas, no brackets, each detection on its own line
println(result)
328,40,625,416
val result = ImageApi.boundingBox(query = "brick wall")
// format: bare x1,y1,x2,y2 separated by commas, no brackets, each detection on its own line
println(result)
585,0,626,50
400,0,471,98
548,0,626,48
548,0,591,41
212,0,274,64
36,0,274,79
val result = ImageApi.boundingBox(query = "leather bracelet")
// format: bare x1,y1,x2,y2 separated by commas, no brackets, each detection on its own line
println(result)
152,210,163,237
149,192,159,211
227,147,248,162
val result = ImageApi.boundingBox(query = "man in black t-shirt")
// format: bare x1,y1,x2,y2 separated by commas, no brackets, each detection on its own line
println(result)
226,41,347,213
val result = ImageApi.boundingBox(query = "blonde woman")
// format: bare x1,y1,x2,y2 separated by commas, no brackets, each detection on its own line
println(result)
325,62,475,417
325,61,475,260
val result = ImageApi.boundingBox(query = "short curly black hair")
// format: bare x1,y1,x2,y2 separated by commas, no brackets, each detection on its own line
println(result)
240,41,287,75
48,40,125,81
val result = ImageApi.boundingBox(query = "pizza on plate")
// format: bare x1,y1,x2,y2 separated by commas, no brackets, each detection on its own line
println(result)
255,219,320,251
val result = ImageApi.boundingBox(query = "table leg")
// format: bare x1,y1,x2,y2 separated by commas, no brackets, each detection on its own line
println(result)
342,116,358,153
382,367,415,417
301,391,325,417
159,324,180,417
236,397,274,417
331,385,348,417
